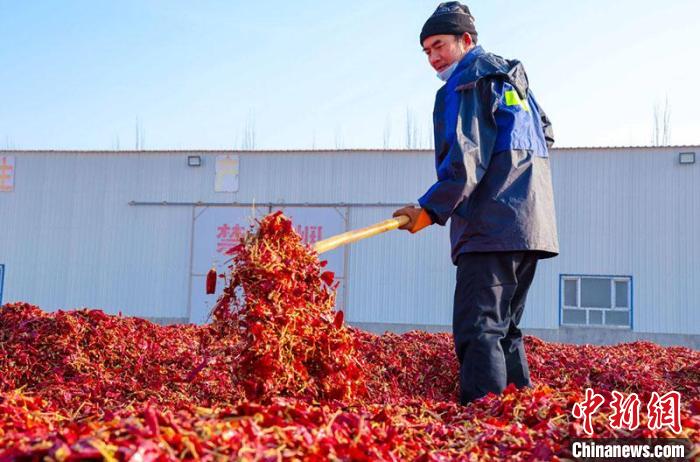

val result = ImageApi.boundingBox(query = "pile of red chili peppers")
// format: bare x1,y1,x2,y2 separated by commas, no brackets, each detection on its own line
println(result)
1,212,698,461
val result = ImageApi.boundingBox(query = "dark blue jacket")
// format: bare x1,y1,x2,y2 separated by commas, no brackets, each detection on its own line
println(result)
418,46,559,264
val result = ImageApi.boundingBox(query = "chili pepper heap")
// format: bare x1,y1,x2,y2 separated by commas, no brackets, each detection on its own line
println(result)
211,211,366,403
0,212,698,461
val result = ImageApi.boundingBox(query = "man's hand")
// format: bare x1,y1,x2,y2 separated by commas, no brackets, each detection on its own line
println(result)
393,206,433,234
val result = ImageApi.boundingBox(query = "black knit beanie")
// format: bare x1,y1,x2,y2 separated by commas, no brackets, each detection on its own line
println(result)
420,2,478,45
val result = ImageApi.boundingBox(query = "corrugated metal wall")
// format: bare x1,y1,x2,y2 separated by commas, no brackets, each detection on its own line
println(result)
0,148,698,336
537,147,700,334
0,153,192,319
346,206,453,326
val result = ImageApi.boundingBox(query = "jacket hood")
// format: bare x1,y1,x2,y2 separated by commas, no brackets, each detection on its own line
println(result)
453,48,530,98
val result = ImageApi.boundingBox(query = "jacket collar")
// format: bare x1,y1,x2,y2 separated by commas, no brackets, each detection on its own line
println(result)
453,45,485,76
444,46,485,86
452,46,530,97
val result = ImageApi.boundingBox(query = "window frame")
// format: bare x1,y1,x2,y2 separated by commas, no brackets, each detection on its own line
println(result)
559,274,633,329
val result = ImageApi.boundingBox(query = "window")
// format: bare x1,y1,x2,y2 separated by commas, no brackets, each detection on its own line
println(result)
560,275,632,328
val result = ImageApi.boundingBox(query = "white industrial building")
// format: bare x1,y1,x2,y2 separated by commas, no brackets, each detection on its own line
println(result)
0,147,698,348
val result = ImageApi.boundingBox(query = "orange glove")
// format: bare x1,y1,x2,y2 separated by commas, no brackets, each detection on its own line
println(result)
393,206,433,234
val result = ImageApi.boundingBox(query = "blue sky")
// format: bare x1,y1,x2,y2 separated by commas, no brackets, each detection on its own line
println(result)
1,1,698,150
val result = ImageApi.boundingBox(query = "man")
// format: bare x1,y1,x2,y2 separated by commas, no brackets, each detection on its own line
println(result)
393,2,559,405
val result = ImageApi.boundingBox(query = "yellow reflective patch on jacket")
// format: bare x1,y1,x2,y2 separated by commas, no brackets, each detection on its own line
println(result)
504,90,530,112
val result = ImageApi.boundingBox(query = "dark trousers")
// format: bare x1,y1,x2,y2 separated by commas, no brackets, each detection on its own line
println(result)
453,251,538,404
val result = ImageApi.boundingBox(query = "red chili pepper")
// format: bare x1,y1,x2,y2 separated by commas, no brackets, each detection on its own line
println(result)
205,266,217,294
333,310,344,330
320,271,334,286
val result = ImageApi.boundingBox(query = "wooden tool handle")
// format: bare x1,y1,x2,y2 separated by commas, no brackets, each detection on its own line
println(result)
312,215,410,254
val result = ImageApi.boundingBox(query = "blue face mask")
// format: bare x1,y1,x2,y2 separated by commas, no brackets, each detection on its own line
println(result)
436,61,459,82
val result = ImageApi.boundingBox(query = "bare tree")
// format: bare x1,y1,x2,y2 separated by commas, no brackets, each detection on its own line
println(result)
652,96,671,146
405,108,421,149
662,98,671,145
425,120,434,150
241,110,256,150
383,114,392,149
334,125,344,149
112,134,121,151
311,129,316,150
134,118,145,150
